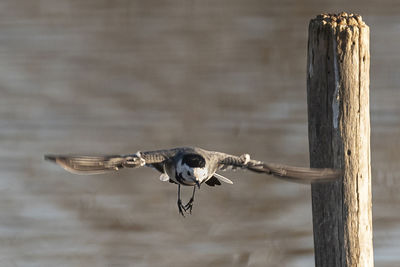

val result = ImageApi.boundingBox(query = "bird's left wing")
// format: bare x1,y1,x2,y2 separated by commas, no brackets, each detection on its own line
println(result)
44,148,181,175
215,152,342,184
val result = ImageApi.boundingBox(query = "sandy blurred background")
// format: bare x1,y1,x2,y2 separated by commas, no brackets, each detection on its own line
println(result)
0,1,399,266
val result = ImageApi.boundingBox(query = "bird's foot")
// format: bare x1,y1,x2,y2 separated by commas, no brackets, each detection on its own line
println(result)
184,197,194,214
177,199,186,217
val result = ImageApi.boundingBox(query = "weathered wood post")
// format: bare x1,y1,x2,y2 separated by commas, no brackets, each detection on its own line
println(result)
307,13,373,266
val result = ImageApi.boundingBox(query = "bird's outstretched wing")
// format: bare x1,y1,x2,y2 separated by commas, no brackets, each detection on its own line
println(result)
216,152,342,183
44,148,181,175
44,154,132,174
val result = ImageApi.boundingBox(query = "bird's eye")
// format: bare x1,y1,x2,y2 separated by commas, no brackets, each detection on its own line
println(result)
187,171,191,176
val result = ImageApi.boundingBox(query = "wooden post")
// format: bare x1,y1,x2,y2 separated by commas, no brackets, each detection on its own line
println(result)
307,13,373,267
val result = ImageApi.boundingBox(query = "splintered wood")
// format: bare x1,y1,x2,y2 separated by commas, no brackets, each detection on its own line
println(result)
307,12,373,267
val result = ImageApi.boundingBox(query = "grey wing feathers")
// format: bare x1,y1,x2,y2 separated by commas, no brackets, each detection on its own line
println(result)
245,161,342,183
216,152,342,183
44,148,180,175
44,154,128,174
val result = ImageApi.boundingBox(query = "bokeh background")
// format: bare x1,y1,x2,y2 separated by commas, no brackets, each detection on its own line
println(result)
1,1,399,266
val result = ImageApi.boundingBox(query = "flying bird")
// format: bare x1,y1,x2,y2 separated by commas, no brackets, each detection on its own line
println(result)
44,147,341,216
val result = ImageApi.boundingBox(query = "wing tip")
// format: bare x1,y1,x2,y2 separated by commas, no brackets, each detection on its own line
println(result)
44,154,57,162
44,154,114,175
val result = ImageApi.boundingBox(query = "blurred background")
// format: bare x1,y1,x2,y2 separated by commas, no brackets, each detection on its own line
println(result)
0,0,399,266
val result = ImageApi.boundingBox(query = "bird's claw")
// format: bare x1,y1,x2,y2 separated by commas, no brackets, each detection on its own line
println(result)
177,199,186,217
184,198,194,214
177,198,195,216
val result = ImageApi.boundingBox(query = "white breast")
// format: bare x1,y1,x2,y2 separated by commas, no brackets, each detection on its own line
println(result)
193,167,209,183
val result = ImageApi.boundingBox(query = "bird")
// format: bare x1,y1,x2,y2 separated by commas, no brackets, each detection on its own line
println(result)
44,146,341,216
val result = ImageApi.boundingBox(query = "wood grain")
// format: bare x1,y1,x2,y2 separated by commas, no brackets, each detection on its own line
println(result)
307,13,373,267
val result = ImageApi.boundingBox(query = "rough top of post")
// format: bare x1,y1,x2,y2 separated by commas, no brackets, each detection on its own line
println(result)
312,12,366,27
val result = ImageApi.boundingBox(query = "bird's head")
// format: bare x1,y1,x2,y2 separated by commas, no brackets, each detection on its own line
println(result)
177,153,208,187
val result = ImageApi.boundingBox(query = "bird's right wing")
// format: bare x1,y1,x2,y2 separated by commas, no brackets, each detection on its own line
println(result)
44,148,181,175
44,154,134,174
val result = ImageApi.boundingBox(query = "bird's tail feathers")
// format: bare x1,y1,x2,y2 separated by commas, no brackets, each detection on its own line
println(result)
213,173,233,184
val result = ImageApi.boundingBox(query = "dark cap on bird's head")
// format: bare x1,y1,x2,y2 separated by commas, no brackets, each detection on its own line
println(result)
181,154,206,168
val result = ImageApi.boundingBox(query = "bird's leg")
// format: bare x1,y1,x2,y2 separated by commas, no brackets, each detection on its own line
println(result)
184,186,196,214
177,184,186,217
